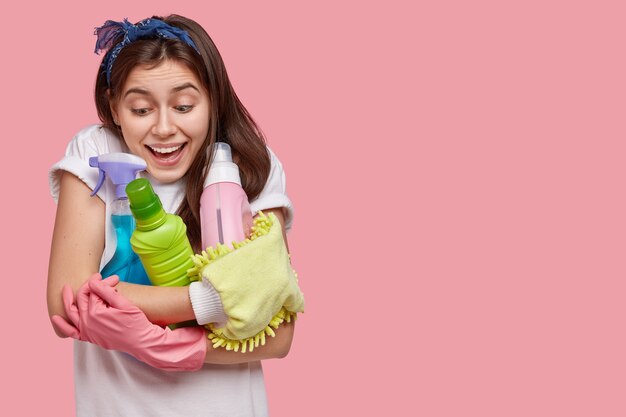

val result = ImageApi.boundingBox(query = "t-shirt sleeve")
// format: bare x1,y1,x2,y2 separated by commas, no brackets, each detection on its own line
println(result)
250,147,294,231
48,125,117,203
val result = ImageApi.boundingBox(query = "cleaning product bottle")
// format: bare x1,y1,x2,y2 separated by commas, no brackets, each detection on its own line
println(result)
89,153,151,285
200,142,253,250
126,178,194,287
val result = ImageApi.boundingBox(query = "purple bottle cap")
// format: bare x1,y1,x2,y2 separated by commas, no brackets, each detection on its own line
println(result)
90,153,147,199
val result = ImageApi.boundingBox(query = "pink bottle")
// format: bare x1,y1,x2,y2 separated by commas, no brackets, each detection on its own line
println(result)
200,142,253,249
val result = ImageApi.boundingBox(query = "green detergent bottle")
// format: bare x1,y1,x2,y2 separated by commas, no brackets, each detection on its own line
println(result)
126,178,194,287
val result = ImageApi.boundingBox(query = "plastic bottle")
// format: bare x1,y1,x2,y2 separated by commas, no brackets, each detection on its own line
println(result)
126,178,194,287
89,153,151,285
200,142,253,250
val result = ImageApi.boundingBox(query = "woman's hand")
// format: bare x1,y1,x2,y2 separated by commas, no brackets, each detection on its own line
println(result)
51,273,119,340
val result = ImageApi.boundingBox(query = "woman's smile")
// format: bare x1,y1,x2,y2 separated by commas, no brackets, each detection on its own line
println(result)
145,142,188,166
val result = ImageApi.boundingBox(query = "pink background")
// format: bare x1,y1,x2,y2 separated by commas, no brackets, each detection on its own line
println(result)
1,0,625,415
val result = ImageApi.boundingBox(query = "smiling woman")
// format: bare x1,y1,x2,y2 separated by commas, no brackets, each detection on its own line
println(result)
47,14,298,417
111,60,210,184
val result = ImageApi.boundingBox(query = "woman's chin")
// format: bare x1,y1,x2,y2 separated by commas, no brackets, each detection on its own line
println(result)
145,165,188,184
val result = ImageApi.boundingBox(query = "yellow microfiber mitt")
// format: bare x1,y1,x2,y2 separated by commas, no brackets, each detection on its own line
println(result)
188,212,305,353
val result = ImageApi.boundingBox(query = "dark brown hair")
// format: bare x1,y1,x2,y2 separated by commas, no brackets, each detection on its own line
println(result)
94,15,271,251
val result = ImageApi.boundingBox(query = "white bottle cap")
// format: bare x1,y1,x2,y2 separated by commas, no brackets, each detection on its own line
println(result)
204,142,242,187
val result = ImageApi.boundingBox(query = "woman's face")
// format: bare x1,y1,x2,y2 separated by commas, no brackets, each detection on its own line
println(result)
110,60,210,184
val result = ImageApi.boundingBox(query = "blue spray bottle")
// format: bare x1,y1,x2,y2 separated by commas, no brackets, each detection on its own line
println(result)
90,153,152,285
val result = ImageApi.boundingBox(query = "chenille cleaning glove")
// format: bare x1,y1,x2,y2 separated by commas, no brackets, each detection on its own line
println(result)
188,211,305,353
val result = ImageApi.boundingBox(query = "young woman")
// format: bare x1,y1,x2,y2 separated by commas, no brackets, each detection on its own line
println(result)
48,15,296,416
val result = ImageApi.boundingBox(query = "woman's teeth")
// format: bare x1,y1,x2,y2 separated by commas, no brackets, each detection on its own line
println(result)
148,144,183,154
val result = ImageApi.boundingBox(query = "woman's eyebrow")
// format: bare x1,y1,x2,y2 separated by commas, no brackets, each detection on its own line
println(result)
123,87,150,98
172,82,200,93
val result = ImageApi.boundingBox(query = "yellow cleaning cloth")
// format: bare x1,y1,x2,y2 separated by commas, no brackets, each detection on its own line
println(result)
188,212,305,352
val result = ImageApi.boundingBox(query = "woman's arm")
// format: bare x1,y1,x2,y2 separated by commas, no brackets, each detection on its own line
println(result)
202,320,295,364
113,283,194,326
47,172,105,337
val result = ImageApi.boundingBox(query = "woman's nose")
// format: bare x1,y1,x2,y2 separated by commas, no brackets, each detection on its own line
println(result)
151,110,177,138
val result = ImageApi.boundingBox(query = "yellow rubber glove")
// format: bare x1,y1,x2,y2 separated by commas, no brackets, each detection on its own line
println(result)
188,212,304,352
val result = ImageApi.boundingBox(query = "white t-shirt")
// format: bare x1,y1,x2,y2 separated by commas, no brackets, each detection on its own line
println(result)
49,125,294,417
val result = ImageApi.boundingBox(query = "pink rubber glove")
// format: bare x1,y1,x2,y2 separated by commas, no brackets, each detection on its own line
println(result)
52,273,118,342
52,273,207,372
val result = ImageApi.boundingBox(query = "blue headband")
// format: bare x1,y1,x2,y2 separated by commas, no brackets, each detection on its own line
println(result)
94,18,200,86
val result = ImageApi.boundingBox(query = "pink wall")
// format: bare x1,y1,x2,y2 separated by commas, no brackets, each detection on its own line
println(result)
2,1,625,416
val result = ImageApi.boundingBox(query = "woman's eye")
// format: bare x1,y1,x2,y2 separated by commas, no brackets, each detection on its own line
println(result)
175,105,194,112
131,108,151,116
